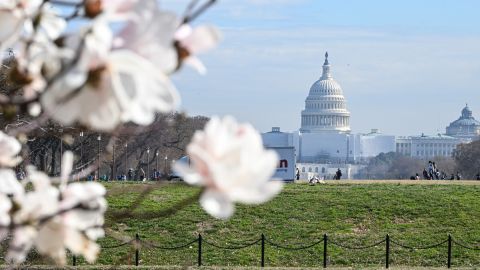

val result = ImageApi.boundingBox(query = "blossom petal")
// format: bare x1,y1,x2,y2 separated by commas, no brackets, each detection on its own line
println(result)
229,180,283,204
173,162,203,185
0,169,24,196
180,25,221,54
0,194,12,226
200,190,234,219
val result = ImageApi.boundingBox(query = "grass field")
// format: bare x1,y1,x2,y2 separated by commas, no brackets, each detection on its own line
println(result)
32,181,480,268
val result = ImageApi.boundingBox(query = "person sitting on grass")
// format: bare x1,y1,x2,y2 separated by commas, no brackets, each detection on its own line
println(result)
309,175,325,185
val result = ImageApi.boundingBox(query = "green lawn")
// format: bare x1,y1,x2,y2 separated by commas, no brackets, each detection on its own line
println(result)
37,181,480,268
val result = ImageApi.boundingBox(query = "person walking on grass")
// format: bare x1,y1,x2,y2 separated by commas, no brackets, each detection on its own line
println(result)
423,168,429,180
335,168,342,180
428,161,435,180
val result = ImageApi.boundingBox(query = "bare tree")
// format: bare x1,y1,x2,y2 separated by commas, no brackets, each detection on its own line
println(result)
454,141,480,179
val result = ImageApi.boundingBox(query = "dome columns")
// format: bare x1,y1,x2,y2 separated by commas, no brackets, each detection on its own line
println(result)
302,114,350,128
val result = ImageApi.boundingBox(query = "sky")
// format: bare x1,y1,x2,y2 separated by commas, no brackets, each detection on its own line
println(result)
162,0,480,136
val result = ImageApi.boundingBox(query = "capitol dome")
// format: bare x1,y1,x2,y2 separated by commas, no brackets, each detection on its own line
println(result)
446,104,480,139
300,52,351,133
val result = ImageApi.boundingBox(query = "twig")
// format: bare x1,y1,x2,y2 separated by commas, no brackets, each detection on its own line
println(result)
182,0,217,24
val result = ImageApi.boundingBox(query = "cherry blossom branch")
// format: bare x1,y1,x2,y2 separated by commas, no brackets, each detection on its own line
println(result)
0,35,86,110
182,0,217,24
0,203,100,229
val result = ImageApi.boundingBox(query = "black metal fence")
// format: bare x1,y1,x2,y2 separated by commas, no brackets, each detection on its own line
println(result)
72,233,480,268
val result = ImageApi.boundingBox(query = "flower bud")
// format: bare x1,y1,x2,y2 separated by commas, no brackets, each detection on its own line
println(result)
85,0,103,18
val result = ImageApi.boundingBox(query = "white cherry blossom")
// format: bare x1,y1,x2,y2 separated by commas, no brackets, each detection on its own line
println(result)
0,169,24,195
7,167,60,264
115,0,179,74
3,2,67,97
41,15,180,130
0,131,22,167
174,116,283,219
42,49,179,130
0,194,12,241
174,24,221,74
0,0,40,52
116,0,221,75
6,153,106,265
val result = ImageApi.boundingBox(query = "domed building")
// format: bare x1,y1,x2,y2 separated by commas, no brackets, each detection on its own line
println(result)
300,52,351,133
446,104,480,140
261,52,396,179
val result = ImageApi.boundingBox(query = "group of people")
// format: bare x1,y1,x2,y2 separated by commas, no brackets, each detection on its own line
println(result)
296,168,343,184
411,160,463,180
87,168,166,181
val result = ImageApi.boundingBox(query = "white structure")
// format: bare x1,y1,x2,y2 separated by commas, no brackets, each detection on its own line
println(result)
295,53,394,163
300,52,351,133
446,104,480,140
396,134,462,159
296,163,364,180
261,52,395,179
262,127,293,148
394,105,479,159
356,129,396,162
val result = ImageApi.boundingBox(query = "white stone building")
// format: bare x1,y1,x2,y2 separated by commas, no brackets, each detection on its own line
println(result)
262,53,395,179
261,52,475,178
394,105,480,160
262,53,395,163
300,52,351,134
446,104,480,141
396,134,462,160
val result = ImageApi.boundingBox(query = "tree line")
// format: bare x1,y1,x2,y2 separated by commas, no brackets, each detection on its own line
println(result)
357,140,480,179
9,113,208,179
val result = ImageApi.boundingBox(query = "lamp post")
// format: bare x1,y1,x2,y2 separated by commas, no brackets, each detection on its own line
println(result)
59,128,63,176
146,148,150,181
112,142,115,181
97,134,101,181
346,134,350,164
79,131,84,181
124,143,128,177
164,155,168,175
155,151,159,176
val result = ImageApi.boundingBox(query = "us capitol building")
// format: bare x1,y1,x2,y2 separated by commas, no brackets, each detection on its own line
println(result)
262,52,479,179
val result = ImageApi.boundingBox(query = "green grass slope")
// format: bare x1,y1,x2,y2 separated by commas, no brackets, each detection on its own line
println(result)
87,182,480,268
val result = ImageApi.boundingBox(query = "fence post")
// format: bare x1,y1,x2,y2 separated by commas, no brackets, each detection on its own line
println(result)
72,255,76,266
447,234,452,268
261,233,265,267
198,234,202,267
323,234,328,268
385,234,390,269
135,233,140,266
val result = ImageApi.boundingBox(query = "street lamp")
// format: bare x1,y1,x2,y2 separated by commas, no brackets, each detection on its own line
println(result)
112,141,116,181
164,155,168,175
146,148,150,181
79,131,84,181
97,134,101,181
155,151,159,176
59,128,63,176
124,143,128,178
